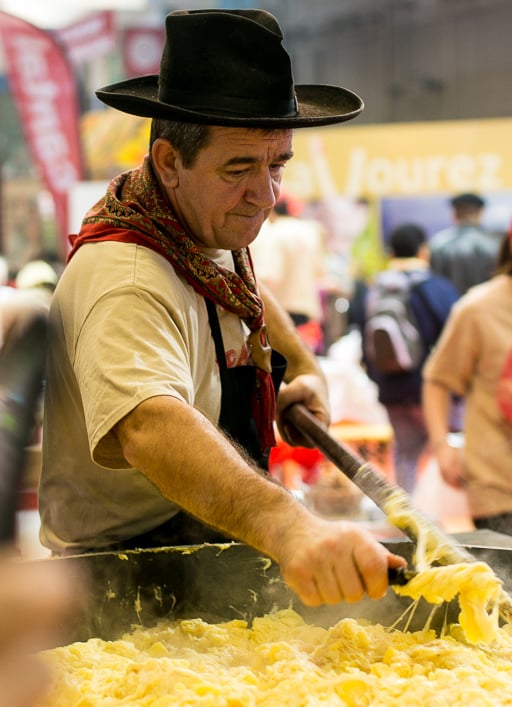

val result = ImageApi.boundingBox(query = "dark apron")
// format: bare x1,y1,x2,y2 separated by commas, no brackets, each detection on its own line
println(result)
110,299,286,549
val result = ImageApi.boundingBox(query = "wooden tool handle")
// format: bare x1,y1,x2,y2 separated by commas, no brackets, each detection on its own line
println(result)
284,403,512,622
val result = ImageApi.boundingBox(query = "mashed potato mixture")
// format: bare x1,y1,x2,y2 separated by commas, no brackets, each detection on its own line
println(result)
38,561,512,707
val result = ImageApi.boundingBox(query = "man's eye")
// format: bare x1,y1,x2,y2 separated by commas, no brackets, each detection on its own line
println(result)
271,163,287,175
226,169,248,178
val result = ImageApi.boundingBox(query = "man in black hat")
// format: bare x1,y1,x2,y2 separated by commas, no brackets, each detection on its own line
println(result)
429,192,501,295
39,9,405,607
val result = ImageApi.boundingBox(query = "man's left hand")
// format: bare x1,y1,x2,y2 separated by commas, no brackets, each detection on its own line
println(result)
276,373,330,446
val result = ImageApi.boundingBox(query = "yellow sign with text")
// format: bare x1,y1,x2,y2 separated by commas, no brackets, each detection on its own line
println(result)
285,117,512,200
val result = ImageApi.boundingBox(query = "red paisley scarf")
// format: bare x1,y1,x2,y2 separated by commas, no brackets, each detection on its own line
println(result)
69,156,276,450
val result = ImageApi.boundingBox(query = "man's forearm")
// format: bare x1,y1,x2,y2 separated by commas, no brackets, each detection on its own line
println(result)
115,394,309,560
115,395,405,609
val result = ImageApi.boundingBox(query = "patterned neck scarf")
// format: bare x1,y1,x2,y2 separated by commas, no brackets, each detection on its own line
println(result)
69,156,276,450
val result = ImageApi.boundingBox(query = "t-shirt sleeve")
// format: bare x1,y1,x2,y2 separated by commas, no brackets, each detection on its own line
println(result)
74,286,195,467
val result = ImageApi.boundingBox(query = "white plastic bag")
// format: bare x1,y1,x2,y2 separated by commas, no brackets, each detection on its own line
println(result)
320,330,389,424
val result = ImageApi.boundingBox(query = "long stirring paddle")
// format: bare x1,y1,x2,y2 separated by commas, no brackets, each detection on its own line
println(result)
284,402,512,622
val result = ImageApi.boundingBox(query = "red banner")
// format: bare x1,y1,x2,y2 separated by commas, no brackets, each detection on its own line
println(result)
122,27,164,77
0,12,85,249
54,11,115,65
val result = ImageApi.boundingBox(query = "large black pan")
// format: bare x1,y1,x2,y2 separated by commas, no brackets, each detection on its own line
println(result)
47,533,512,645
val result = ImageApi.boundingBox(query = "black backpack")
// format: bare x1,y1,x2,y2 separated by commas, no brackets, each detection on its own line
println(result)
364,270,428,374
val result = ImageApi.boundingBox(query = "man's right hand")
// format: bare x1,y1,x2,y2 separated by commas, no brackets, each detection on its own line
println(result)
276,516,407,607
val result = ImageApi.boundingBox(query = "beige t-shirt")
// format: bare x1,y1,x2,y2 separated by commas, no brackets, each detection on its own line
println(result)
423,274,512,518
40,242,248,553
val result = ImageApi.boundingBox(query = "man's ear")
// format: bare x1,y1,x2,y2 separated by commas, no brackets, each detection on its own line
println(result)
151,138,180,187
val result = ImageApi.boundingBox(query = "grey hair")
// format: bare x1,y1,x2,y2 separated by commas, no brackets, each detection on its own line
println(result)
149,119,211,168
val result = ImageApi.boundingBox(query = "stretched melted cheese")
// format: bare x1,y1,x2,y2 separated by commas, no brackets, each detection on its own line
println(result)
384,490,506,644
393,561,502,644
38,608,512,706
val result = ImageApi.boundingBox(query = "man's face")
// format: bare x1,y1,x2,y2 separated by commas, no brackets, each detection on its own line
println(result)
163,126,294,250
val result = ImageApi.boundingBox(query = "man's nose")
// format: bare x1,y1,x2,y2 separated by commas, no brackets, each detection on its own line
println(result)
245,170,279,210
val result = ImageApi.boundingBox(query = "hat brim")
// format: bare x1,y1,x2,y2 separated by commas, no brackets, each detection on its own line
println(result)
95,76,363,128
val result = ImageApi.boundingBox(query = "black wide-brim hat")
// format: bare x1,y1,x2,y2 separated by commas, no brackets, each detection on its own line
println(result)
96,9,364,128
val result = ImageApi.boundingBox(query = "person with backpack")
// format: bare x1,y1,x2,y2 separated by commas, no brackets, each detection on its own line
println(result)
356,223,460,493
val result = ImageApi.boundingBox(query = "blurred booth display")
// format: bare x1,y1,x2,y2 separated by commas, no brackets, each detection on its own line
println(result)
81,108,150,180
